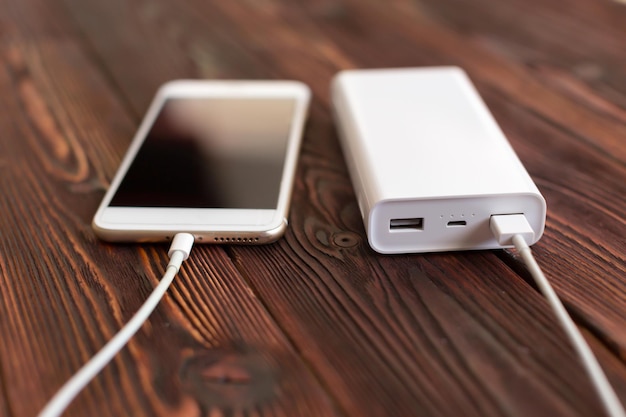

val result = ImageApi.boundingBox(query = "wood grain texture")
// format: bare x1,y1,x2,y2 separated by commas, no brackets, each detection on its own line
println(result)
0,0,625,416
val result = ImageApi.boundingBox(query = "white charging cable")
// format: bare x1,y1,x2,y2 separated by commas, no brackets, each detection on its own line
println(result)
490,214,625,417
38,233,195,417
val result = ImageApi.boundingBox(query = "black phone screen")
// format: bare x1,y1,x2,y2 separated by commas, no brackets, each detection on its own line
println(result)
109,97,296,209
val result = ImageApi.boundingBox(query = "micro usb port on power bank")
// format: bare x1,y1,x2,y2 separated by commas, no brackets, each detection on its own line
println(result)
447,220,467,227
390,218,424,231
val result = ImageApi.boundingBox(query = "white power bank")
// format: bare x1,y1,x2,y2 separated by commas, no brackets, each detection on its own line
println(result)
331,67,546,254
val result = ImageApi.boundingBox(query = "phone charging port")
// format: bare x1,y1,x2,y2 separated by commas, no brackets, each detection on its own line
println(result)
390,218,424,231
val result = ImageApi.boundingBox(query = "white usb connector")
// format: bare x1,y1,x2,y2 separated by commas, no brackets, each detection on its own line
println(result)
490,214,535,246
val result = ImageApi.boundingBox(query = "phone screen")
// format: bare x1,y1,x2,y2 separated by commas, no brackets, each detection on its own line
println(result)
109,97,296,209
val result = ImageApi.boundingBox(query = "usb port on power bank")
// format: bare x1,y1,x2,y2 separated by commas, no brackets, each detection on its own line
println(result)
390,218,424,231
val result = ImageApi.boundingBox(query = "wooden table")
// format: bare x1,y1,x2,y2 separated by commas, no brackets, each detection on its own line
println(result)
1,0,625,416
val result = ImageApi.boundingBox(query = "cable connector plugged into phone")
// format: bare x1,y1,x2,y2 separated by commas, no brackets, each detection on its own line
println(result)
38,233,195,417
167,233,195,272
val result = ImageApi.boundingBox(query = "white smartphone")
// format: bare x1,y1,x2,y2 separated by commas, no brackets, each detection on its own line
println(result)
93,80,311,243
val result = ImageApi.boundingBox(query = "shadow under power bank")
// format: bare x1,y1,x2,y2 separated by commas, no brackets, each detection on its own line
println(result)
331,67,546,254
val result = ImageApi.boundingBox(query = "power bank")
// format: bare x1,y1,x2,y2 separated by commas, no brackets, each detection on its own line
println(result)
331,67,546,254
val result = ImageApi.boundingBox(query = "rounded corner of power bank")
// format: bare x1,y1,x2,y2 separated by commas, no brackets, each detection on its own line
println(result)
367,237,392,254
526,192,548,237
530,191,547,211
364,210,385,254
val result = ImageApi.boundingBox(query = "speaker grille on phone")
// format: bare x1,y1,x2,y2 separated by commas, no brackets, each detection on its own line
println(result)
214,236,260,243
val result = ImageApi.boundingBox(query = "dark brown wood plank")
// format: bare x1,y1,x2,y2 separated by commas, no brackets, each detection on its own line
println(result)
0,365,8,417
